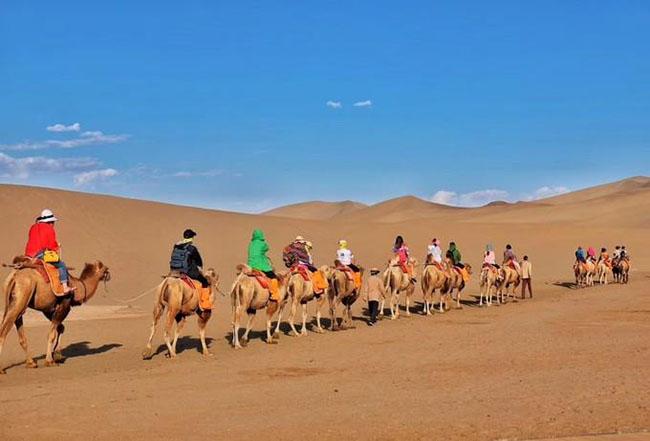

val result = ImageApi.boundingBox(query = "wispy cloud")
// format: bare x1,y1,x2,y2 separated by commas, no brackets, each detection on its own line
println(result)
173,169,227,178
326,100,342,109
0,152,101,179
430,189,510,207
530,186,569,200
353,100,372,108
0,125,129,151
73,168,119,186
46,122,80,133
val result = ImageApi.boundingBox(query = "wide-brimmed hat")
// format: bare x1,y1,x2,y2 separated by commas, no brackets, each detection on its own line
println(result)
295,235,306,243
37,209,58,223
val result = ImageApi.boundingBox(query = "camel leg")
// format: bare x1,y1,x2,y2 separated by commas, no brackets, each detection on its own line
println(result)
143,302,164,359
162,310,177,358
172,316,186,353
198,311,212,356
14,317,37,369
232,306,242,349
300,303,308,336
0,309,21,374
379,299,385,317
289,300,300,337
405,294,411,317
272,304,284,339
241,313,256,346
314,297,325,333
329,300,338,331
44,320,61,367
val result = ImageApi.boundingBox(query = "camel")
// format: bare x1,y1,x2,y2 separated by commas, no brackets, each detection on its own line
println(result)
381,257,417,320
230,265,288,348
574,260,596,288
443,259,472,309
142,269,219,360
498,265,520,302
479,265,502,306
613,258,630,284
327,266,362,330
285,266,329,336
0,259,110,374
420,261,448,315
596,260,612,285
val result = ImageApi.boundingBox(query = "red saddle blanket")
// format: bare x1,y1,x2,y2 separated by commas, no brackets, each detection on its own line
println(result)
292,265,311,281
247,270,270,289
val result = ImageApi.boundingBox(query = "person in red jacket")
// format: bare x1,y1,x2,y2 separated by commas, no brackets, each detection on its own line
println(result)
25,209,74,293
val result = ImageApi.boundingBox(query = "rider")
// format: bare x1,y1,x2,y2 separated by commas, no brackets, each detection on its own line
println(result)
393,235,416,283
598,247,611,267
620,246,628,260
247,229,280,301
426,238,443,266
503,244,520,271
170,229,208,288
612,245,622,260
587,246,596,262
483,244,498,269
575,246,587,264
25,209,74,294
284,236,328,294
446,241,469,282
336,239,362,289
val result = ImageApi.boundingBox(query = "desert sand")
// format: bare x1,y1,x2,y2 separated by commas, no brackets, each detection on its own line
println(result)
0,177,649,441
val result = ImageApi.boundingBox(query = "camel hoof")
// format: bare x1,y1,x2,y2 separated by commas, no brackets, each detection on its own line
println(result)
240,339,249,347
25,360,38,369
53,351,64,362
266,338,278,345
0,368,5,375
233,344,242,349
202,351,214,357
301,331,308,336
44,360,59,368
314,328,325,334
141,348,153,360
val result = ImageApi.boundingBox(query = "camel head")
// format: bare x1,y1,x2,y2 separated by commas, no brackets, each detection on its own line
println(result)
80,261,111,283
464,264,473,275
204,268,220,289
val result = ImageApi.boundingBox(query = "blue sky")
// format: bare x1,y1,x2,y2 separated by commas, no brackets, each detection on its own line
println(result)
1,1,648,211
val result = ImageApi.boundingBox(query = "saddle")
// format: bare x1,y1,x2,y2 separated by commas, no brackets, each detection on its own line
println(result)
246,269,270,289
426,261,445,271
292,264,311,282
168,272,212,311
17,259,67,297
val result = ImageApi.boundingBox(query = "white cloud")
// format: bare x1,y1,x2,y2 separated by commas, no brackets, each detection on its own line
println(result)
326,100,342,109
46,123,81,133
1,127,129,151
73,168,119,186
0,152,101,179
531,186,569,199
173,169,224,178
353,100,372,108
430,189,511,207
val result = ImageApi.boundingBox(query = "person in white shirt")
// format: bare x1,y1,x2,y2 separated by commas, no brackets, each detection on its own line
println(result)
427,238,443,264
483,244,498,268
336,240,359,272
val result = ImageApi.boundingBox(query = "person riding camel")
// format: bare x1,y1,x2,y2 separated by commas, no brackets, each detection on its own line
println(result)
483,244,499,269
587,246,596,262
426,238,443,267
446,241,469,283
169,229,212,305
575,246,587,269
336,239,362,289
620,246,629,260
503,244,520,272
598,247,612,268
283,236,328,294
247,229,280,301
612,245,622,260
393,235,416,283
25,209,74,294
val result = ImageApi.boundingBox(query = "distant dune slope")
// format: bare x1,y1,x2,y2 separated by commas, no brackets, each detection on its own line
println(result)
264,200,367,220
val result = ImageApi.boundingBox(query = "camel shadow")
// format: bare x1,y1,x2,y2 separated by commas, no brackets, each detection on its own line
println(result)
151,336,215,358
553,281,578,290
3,341,122,372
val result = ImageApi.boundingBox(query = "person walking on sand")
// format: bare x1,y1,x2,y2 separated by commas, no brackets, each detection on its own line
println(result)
520,255,533,299
362,268,384,325
25,209,75,294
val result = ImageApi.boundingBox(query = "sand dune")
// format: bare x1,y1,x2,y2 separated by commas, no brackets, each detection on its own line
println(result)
264,200,368,220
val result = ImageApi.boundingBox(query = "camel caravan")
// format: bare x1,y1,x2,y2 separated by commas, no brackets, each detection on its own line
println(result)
573,245,631,288
0,209,634,373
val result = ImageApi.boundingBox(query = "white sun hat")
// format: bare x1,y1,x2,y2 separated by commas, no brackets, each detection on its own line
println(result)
37,209,58,223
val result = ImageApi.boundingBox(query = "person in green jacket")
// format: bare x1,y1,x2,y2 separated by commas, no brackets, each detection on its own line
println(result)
446,241,465,268
247,229,280,301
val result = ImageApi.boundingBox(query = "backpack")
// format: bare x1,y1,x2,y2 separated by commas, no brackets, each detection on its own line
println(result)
170,243,191,273
282,245,298,268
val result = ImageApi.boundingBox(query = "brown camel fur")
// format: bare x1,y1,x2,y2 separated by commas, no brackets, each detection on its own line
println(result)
574,259,596,288
421,262,448,315
613,258,630,284
443,259,472,310
327,266,362,330
142,269,219,360
286,266,329,336
596,260,612,285
498,266,520,302
230,265,288,348
479,265,502,306
0,260,110,374
381,257,417,320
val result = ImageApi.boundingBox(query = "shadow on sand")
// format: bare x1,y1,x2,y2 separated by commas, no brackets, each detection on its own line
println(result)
150,336,215,359
4,341,122,372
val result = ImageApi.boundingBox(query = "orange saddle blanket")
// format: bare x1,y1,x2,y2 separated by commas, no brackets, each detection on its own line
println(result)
33,260,66,296
179,275,212,310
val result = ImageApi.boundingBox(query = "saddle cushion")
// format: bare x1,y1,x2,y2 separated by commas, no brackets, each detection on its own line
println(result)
179,275,213,310
34,260,65,296
247,270,270,289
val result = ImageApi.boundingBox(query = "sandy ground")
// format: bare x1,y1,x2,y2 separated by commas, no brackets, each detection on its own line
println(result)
1,179,649,440
1,274,648,440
